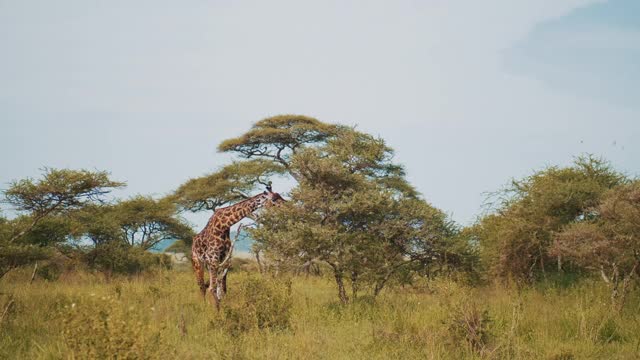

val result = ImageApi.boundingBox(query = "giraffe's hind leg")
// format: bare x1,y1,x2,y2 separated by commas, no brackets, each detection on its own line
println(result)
191,254,206,299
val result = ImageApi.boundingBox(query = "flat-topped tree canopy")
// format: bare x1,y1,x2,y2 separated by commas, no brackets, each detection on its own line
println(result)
217,114,339,168
3,168,125,243
291,127,419,199
170,159,286,212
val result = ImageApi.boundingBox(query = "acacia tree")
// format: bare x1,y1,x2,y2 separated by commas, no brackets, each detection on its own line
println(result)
474,156,626,281
1,169,123,279
552,181,640,311
173,115,340,214
3,168,124,242
115,196,194,250
72,197,194,250
251,129,461,303
0,215,50,279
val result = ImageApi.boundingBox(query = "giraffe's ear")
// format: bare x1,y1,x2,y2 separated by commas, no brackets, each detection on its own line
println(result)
263,191,268,195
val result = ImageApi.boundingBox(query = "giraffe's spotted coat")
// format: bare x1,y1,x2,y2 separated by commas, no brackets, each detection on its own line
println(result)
191,190,284,309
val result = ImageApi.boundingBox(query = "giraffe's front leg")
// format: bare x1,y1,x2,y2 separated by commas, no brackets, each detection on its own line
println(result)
221,267,229,295
218,267,230,299
207,265,220,310
191,254,206,299
216,276,225,301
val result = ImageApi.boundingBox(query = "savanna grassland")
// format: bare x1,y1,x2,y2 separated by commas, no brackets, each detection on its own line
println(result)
1,263,639,360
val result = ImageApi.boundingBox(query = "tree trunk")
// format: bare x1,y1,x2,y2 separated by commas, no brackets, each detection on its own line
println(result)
350,271,359,300
539,246,546,277
615,261,639,313
610,263,621,311
333,270,349,304
557,255,563,272
255,251,264,274
9,215,44,243
374,272,393,297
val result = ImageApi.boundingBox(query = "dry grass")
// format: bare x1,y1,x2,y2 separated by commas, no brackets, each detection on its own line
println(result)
1,266,639,359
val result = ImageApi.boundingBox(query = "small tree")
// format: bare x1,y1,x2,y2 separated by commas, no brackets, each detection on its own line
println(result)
552,181,640,311
73,197,194,250
173,115,338,212
115,196,194,250
3,168,124,242
252,129,463,303
1,169,123,279
0,215,51,279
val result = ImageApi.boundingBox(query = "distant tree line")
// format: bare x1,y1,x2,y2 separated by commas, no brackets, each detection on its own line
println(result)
0,169,194,279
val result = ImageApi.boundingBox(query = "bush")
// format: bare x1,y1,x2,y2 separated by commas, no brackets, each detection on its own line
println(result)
84,242,171,276
0,243,51,279
60,295,172,359
221,275,292,334
447,301,492,353
37,259,65,281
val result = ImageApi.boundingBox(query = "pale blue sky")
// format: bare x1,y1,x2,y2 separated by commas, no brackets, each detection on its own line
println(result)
1,0,638,227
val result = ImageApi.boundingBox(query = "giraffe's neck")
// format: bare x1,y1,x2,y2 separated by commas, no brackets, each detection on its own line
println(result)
220,193,268,226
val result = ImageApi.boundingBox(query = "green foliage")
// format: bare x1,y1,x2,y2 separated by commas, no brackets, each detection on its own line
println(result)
114,196,194,249
220,276,293,335
218,114,338,167
73,196,194,250
253,127,469,302
0,169,124,277
171,159,285,212
596,317,624,344
474,155,626,281
70,204,123,246
17,215,74,247
84,241,172,276
3,168,125,216
173,115,338,214
0,242,51,279
60,294,172,359
552,180,640,309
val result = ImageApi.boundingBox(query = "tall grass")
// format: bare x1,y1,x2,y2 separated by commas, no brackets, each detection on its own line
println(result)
1,265,639,359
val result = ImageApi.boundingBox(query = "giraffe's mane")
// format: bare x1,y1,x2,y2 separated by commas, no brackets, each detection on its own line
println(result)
219,192,267,210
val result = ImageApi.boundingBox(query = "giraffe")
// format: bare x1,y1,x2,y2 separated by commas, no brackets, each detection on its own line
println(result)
191,186,285,309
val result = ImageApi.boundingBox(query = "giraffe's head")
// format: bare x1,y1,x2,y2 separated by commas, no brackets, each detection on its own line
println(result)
256,183,286,208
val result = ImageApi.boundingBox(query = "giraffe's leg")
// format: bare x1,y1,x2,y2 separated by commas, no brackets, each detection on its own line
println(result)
207,264,220,310
221,267,228,295
220,231,231,296
191,254,206,299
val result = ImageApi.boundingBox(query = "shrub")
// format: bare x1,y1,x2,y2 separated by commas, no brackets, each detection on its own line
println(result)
547,351,575,360
221,275,292,334
60,295,172,359
447,301,492,353
597,318,624,344
85,242,171,276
